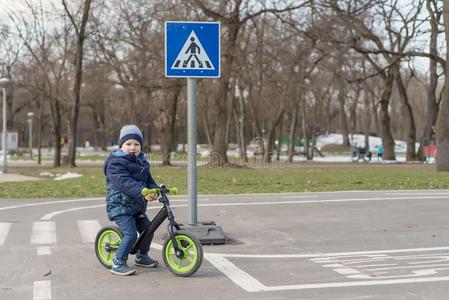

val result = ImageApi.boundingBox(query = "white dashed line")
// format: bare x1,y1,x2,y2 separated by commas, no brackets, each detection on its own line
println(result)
77,220,102,243
37,246,52,256
0,222,11,246
31,222,56,245
33,280,51,300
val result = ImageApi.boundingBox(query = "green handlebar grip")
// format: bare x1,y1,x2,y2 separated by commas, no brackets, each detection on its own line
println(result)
142,188,157,197
169,187,178,195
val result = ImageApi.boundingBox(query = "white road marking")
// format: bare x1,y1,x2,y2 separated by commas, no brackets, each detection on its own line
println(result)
0,222,11,246
77,220,101,243
205,253,449,292
0,190,447,213
37,246,52,255
151,242,162,250
33,281,51,300
0,198,104,211
262,276,449,291
323,263,344,268
39,200,208,220
207,246,449,292
334,268,361,275
31,222,56,245
367,263,449,272
0,196,207,212
211,246,449,258
170,198,209,202
205,253,267,292
39,196,449,220
282,195,318,199
385,192,449,195
41,205,104,220
354,263,397,268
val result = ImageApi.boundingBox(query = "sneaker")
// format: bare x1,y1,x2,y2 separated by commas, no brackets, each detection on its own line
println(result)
135,255,159,268
111,258,136,276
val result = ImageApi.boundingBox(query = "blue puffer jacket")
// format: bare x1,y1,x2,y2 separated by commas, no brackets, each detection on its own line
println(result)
104,150,158,221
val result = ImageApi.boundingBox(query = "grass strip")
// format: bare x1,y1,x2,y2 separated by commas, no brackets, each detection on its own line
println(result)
0,164,448,199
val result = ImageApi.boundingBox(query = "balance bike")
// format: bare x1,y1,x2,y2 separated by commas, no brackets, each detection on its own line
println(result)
95,184,203,277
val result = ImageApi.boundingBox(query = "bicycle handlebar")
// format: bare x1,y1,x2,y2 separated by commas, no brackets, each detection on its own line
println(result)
142,186,178,197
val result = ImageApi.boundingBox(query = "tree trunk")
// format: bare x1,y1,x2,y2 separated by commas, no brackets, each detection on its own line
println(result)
210,21,239,166
436,0,449,171
66,0,92,167
288,105,299,163
224,86,235,148
233,85,248,162
364,91,371,151
160,84,181,166
379,72,396,160
337,58,350,146
92,105,107,151
48,92,62,167
393,67,417,161
418,1,440,161
37,92,44,165
202,111,214,147
276,115,283,161
265,107,284,163
301,101,311,160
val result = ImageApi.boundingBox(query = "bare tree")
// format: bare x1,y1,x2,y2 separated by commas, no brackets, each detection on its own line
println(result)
192,0,310,166
418,0,442,160
9,2,72,167
330,0,424,160
436,0,449,171
63,0,93,167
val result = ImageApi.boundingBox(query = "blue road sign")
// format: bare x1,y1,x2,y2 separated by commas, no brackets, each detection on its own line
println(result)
165,21,220,78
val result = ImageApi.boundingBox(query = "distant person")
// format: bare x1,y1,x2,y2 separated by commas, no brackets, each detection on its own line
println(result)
376,145,384,161
104,125,159,276
367,150,372,162
357,146,367,162
352,143,358,161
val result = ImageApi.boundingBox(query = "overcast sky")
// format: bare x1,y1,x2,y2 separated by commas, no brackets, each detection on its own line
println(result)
0,0,434,74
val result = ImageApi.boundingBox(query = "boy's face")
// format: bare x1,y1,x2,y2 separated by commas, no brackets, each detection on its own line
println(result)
121,139,141,155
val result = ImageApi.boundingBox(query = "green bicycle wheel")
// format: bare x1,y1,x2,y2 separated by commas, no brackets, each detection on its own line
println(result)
95,226,123,269
162,232,203,277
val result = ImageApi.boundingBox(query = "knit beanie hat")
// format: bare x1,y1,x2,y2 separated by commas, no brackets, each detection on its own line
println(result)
119,125,143,148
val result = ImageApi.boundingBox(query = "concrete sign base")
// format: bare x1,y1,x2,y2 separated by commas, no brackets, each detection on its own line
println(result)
179,221,226,245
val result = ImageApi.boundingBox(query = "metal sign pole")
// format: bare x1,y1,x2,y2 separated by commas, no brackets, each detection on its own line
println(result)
187,78,197,224
2,87,7,173
165,21,225,244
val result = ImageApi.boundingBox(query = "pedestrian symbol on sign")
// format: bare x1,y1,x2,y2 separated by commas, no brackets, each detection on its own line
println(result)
171,31,215,70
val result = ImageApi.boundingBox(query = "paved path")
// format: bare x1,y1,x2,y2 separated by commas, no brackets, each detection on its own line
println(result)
0,173,41,182
2,190,449,299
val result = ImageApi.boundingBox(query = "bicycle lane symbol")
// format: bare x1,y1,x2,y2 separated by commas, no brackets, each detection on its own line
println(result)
205,247,449,292
311,251,449,280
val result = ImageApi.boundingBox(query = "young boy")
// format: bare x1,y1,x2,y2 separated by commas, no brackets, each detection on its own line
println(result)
104,124,159,275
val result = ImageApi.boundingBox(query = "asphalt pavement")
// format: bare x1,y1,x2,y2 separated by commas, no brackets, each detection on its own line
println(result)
2,190,449,299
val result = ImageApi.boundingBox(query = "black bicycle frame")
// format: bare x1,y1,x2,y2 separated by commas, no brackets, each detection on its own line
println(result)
130,191,182,256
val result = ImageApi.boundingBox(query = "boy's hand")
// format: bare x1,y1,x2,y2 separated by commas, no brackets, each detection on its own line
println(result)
144,193,158,202
142,188,158,202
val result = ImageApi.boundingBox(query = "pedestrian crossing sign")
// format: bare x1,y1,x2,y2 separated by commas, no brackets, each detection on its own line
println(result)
165,21,220,78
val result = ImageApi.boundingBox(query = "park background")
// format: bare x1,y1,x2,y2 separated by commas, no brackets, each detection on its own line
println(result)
1,0,449,198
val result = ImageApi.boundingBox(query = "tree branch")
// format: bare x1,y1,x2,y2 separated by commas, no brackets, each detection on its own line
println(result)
61,0,79,36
